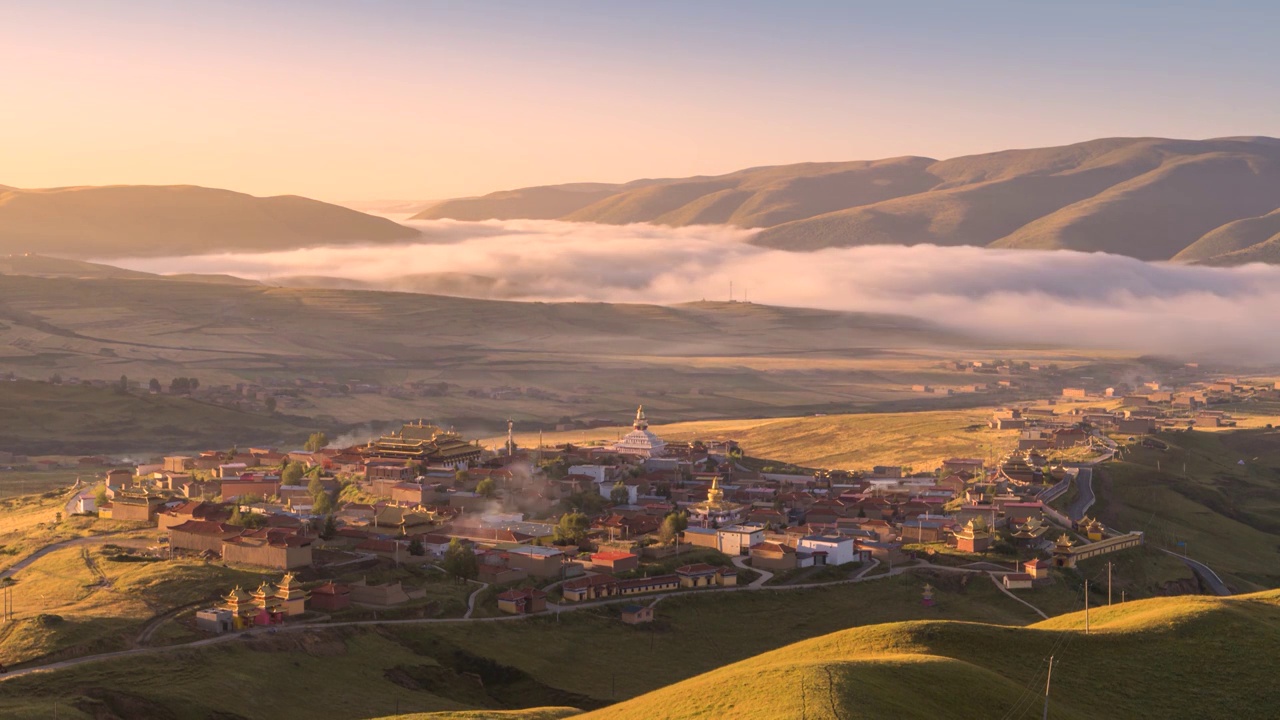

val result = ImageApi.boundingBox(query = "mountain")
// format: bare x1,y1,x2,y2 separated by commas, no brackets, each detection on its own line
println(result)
580,590,1280,719
0,184,419,258
417,137,1280,264
1176,206,1280,263
413,183,636,222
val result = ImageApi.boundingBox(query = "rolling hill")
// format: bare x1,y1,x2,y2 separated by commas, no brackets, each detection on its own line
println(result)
0,270,1054,445
578,590,1280,719
415,137,1280,264
0,184,418,258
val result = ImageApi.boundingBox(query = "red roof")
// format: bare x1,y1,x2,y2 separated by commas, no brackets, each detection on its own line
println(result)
591,551,637,562
563,573,618,590
311,581,350,596
169,520,243,537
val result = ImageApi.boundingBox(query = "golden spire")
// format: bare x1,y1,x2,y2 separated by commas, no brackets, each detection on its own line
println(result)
707,476,724,505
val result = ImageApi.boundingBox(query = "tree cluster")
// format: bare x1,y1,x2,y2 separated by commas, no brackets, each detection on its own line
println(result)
441,538,478,582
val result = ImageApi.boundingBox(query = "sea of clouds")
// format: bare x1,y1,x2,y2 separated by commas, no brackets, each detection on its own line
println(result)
108,219,1280,362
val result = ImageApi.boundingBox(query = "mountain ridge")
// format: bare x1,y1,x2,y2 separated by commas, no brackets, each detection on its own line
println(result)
413,136,1280,265
0,183,419,258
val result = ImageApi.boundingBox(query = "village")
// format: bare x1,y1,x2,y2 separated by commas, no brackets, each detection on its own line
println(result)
19,360,1254,642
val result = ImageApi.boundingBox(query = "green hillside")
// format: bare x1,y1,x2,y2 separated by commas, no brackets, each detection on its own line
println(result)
0,184,418,258
0,380,323,454
581,590,1280,720
416,136,1280,264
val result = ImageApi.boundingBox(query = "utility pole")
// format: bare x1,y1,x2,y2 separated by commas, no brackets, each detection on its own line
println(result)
1042,655,1054,720
1107,561,1113,606
1084,580,1090,634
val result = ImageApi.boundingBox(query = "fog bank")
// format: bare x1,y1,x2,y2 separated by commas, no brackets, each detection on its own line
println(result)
107,219,1280,361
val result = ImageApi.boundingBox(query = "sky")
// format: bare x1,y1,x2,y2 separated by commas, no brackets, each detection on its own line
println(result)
2,0,1277,201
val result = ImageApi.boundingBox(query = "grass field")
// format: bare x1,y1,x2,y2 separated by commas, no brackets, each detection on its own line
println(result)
501,407,1021,471
0,380,323,454
0,544,278,667
0,491,144,575
0,568,1044,719
0,272,1132,448
0,468,83,499
582,589,1280,719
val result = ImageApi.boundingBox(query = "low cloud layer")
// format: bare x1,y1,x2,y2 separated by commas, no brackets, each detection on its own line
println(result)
108,218,1280,362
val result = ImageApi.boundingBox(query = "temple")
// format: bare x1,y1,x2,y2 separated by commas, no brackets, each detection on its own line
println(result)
362,420,482,468
612,406,667,458
687,476,746,528
954,517,992,553
218,574,311,628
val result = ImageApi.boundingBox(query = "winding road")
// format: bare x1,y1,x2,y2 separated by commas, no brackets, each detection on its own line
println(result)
0,555,1034,683
1065,467,1096,522
1161,549,1231,596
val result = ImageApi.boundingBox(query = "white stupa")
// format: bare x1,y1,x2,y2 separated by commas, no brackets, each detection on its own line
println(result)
613,406,666,458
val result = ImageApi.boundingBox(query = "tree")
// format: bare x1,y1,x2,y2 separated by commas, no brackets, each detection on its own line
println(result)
148,378,161,393
281,462,304,485
553,511,591,546
264,396,277,414
610,481,629,505
304,432,329,452
319,513,337,540
658,511,687,546
475,477,497,498
116,375,129,394
407,537,425,556
307,475,325,499
93,486,109,510
454,469,470,486
442,538,478,582
228,505,246,526
312,492,333,515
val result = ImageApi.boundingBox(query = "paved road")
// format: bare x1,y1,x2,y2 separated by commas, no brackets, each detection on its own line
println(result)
1162,550,1231,596
0,533,131,582
8,556,1031,683
1066,467,1096,522
462,581,489,619
732,553,772,588
1077,433,1232,596
988,574,1048,619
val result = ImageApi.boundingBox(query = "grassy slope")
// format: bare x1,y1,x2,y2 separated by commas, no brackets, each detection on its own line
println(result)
0,381,322,453
1175,206,1280,262
0,184,417,257
0,545,278,667
504,407,1020,470
583,590,1280,720
0,570,1043,719
1,271,1098,437
1097,428,1280,590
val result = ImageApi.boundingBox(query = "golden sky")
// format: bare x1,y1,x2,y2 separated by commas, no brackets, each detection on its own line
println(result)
1,1,1275,201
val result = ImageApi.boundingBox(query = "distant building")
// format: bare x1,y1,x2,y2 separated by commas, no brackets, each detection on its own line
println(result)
612,406,667,458
362,420,482,468
687,478,747,528
621,604,654,624
497,587,548,615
